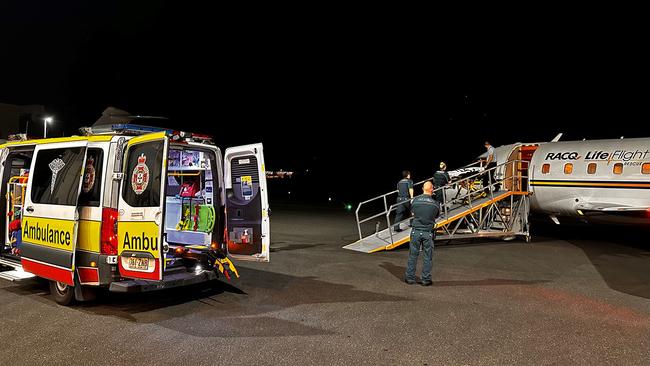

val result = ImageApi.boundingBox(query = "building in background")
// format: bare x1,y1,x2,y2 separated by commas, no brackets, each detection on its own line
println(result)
266,170,294,179
0,103,46,142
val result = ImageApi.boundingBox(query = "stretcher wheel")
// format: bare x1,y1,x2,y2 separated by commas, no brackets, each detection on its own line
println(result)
49,280,75,306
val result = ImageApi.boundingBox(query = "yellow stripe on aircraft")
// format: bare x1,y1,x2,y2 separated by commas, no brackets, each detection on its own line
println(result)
531,181,650,188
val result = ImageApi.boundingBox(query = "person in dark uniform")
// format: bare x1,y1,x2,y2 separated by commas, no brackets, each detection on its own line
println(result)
393,170,414,232
433,161,451,204
405,181,440,286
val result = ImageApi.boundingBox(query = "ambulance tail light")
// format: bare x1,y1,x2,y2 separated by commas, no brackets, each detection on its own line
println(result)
101,208,119,255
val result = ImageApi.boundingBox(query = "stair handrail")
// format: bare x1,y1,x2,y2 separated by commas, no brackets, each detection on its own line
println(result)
384,159,528,245
354,176,435,241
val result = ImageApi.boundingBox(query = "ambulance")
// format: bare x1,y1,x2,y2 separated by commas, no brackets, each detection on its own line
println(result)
0,122,270,305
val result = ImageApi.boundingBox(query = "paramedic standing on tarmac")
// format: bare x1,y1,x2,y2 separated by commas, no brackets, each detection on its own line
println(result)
405,181,440,286
394,170,414,232
482,141,499,193
433,162,451,204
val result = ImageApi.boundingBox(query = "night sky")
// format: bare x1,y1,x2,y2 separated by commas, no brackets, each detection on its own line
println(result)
2,3,648,204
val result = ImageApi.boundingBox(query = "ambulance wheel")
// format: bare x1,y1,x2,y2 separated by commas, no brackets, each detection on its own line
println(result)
49,280,75,306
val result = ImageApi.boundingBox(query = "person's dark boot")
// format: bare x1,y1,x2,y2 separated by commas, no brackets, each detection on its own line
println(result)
421,280,432,286
405,278,416,285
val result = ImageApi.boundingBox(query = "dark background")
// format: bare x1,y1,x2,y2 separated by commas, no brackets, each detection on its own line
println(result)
1,2,648,206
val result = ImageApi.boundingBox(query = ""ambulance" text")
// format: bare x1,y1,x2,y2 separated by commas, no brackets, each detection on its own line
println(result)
122,231,159,251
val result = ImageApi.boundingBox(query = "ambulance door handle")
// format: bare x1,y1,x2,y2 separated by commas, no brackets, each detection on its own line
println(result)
131,211,144,220
25,206,34,213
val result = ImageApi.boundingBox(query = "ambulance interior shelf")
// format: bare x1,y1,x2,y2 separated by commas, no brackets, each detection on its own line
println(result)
4,173,29,256
164,149,216,253
1,151,33,258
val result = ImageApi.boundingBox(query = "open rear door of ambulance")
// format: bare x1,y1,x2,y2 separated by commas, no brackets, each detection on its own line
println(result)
117,132,167,281
224,143,270,262
21,140,88,286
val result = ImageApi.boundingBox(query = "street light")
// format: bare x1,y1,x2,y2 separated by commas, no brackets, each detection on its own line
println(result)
43,116,53,138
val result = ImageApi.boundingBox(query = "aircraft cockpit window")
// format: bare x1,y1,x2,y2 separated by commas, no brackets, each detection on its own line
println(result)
587,163,597,174
563,163,573,175
642,163,650,174
541,163,550,174
613,163,623,175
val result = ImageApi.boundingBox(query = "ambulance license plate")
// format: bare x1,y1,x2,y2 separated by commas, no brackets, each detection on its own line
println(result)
128,257,149,270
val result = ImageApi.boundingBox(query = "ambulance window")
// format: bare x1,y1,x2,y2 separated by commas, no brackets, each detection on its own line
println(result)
78,148,104,207
613,163,623,175
587,163,597,174
30,147,86,206
122,141,164,207
563,163,573,174
642,163,650,174
541,163,550,174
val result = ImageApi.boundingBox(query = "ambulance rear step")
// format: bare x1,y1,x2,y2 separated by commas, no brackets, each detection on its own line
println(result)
109,269,217,293
0,257,36,282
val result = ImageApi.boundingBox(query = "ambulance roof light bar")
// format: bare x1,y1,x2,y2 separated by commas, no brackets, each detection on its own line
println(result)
111,124,174,135
170,130,213,143
109,124,213,143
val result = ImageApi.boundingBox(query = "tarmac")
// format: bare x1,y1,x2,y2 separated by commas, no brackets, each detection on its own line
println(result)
1,203,649,365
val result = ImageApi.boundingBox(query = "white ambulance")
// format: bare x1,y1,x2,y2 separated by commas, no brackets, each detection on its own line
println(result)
0,123,269,305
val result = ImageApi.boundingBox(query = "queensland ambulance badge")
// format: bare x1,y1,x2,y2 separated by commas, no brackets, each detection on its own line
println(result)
131,153,150,195
82,156,96,193
49,158,65,194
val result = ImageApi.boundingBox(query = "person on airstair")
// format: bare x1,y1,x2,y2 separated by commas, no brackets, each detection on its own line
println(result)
433,162,450,204
481,141,500,193
393,170,414,232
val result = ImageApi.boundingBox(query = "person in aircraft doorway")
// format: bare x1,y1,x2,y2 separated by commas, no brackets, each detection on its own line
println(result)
481,141,499,193
433,161,450,204
393,170,414,232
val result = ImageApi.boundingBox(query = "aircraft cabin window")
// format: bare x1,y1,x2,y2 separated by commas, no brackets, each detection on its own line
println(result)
587,163,597,174
613,163,623,175
563,163,573,174
541,163,550,174
642,163,650,174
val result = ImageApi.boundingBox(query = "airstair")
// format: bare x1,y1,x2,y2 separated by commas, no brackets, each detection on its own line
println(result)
344,160,531,253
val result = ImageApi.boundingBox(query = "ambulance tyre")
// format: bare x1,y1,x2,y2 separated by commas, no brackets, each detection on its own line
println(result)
49,280,75,306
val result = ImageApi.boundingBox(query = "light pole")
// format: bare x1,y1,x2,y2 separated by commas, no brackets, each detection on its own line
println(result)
43,116,53,138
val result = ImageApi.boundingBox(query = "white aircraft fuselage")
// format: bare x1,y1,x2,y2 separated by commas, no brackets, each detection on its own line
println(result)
493,138,650,224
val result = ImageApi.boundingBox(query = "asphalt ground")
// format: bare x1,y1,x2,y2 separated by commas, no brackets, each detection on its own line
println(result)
1,204,649,365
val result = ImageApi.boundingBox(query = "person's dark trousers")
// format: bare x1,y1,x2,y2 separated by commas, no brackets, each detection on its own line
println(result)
434,190,444,205
393,197,411,231
482,162,498,193
405,229,434,282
